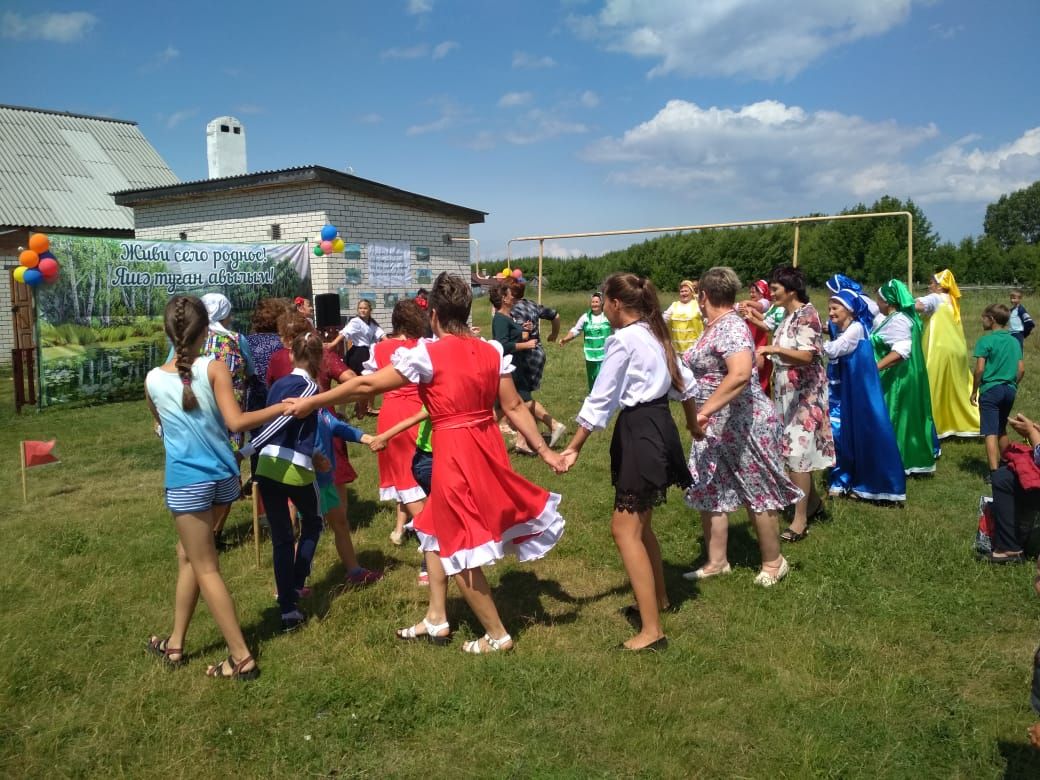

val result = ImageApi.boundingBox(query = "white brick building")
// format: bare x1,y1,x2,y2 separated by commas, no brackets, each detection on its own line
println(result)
114,165,486,326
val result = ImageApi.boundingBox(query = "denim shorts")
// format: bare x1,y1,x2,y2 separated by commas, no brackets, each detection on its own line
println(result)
979,384,1016,436
411,450,433,495
165,475,241,514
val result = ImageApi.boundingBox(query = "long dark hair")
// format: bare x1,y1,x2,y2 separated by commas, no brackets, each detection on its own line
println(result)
603,272,684,392
163,296,208,411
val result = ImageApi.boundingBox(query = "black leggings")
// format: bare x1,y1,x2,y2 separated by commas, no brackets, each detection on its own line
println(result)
257,477,323,613
991,466,1040,552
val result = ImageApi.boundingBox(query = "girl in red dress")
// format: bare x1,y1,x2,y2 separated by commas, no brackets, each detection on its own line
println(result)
286,273,566,654
363,300,428,546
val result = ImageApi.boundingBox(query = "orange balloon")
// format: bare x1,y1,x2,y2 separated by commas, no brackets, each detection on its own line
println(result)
19,250,39,268
28,234,49,254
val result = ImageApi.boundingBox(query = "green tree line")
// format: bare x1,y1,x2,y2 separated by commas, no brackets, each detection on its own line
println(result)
494,184,1040,291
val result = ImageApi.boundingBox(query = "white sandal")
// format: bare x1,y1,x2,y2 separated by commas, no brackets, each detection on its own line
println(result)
396,618,451,646
462,633,513,654
753,557,790,588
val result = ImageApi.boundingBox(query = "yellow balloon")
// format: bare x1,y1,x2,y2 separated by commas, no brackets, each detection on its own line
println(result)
12,266,26,283
332,238,345,253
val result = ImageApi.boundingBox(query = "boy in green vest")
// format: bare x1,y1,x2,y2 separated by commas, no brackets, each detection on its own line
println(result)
560,292,614,391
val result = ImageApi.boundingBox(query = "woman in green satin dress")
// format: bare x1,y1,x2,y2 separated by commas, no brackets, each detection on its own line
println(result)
870,279,938,474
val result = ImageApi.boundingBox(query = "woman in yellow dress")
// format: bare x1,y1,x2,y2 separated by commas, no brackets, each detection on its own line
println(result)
663,280,704,354
914,269,980,438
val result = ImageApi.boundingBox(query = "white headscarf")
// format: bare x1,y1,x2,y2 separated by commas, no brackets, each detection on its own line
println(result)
201,293,233,334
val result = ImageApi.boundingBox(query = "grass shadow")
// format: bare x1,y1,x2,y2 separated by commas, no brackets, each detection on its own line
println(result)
998,739,1040,778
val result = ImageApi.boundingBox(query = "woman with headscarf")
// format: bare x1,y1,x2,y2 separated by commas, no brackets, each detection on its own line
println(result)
663,280,704,354
823,290,906,502
871,280,938,474
914,269,980,438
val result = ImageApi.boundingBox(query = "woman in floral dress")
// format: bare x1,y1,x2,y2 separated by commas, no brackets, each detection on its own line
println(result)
757,266,835,542
683,267,802,587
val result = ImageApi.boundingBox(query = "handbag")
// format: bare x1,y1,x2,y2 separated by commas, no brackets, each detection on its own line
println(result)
975,496,995,555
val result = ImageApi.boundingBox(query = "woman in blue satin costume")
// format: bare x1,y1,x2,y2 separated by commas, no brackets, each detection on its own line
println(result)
822,275,877,447
822,290,906,502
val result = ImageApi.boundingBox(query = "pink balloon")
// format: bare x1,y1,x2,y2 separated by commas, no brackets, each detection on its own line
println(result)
320,240,334,253
38,257,59,278
512,268,523,279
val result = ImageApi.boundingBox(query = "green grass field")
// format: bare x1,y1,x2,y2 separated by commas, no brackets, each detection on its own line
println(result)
3,288,1040,778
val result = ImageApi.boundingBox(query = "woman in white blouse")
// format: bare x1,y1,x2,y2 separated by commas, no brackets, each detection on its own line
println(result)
560,272,700,652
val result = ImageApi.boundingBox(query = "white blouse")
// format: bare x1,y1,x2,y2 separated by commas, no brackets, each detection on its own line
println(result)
823,321,865,360
576,322,696,432
390,338,514,384
915,292,947,316
873,312,913,360
339,316,386,349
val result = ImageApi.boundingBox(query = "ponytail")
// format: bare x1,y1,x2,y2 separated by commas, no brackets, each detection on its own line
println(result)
603,272,685,393
292,330,324,380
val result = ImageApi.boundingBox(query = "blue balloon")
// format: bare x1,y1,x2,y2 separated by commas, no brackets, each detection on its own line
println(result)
38,251,55,261
320,224,338,241
23,268,43,286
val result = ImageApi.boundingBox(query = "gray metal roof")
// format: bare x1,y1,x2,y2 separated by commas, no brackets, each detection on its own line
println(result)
114,165,487,224
0,104,179,231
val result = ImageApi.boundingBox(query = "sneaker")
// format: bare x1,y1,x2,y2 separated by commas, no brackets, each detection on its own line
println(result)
281,609,307,632
345,567,384,586
417,569,430,587
550,422,568,448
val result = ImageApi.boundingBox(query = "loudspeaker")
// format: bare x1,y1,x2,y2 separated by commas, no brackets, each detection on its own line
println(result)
314,293,341,328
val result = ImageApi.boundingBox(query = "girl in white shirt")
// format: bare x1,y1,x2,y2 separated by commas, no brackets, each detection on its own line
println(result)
560,272,700,652
327,299,385,418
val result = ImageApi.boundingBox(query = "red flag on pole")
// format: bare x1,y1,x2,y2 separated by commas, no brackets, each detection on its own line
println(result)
22,440,59,467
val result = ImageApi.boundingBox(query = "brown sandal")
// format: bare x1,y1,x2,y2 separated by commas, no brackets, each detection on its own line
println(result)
206,654,260,681
147,636,184,667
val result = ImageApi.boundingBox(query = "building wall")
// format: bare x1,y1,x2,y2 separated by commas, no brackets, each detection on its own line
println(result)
0,257,15,364
132,182,473,326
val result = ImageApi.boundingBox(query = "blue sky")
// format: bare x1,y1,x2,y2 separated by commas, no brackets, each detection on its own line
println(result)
2,0,1038,261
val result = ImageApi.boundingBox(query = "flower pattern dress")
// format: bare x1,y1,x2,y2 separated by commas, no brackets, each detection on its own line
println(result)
769,304,836,472
683,311,803,513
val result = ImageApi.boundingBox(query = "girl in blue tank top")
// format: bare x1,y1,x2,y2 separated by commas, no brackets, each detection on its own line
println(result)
145,296,287,681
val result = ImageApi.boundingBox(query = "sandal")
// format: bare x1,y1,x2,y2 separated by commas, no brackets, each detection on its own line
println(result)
754,557,790,588
396,618,451,646
462,633,513,654
205,654,260,681
147,635,184,667
780,527,809,543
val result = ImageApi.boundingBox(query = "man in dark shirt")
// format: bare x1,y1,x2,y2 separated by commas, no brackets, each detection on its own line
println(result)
506,279,567,451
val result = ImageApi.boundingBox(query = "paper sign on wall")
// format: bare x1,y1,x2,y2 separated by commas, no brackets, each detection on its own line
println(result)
367,241,411,286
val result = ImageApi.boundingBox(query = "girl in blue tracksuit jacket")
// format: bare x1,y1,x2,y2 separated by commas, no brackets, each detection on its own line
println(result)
239,331,322,630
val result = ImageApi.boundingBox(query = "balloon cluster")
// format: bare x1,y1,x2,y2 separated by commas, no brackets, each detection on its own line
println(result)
313,224,345,257
13,233,60,287
497,267,525,282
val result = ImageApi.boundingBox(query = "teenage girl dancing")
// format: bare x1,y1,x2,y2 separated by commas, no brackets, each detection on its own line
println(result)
146,296,288,680
560,273,700,652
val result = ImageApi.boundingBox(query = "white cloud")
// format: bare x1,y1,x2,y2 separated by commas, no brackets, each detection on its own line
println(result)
407,0,433,13
357,113,384,125
432,40,458,59
512,51,556,69
233,103,264,115
929,23,964,40
1,10,97,42
498,91,533,108
142,45,179,71
163,108,198,130
579,90,600,108
568,0,916,80
504,110,589,145
406,100,465,136
381,44,429,60
542,241,587,259
584,98,1040,211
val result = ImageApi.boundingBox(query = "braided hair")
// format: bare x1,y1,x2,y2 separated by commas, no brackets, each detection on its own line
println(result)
163,296,208,410
291,330,324,380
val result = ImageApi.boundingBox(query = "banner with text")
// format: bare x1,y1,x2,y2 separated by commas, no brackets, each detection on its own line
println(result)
36,235,310,408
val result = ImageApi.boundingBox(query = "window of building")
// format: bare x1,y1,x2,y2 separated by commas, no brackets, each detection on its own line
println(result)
270,224,281,240
179,232,187,241
220,125,229,132
233,127,241,135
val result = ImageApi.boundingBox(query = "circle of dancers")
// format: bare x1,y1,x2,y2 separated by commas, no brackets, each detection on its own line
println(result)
145,264,1025,677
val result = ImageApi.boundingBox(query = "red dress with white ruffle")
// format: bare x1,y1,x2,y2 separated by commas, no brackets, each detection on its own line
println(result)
370,338,425,504
392,335,565,575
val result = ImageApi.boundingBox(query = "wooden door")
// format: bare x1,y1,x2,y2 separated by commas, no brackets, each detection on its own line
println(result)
10,268,34,348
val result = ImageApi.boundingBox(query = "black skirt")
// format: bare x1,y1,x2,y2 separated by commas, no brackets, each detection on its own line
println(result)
609,395,692,513
346,345,370,376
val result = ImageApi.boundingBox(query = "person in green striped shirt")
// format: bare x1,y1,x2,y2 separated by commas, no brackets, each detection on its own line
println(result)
560,292,614,390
